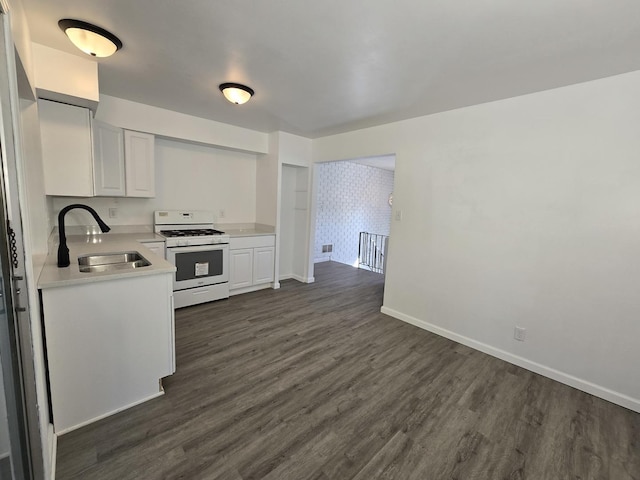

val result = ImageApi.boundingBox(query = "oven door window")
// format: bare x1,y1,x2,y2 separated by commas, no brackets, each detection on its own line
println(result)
175,250,224,282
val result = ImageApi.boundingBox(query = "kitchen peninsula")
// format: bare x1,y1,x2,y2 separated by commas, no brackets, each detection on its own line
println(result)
38,231,176,434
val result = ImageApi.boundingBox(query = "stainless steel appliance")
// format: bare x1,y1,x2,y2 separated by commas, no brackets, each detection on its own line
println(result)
154,210,230,308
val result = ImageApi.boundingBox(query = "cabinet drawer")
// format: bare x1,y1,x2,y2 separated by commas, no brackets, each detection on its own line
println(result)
230,235,275,250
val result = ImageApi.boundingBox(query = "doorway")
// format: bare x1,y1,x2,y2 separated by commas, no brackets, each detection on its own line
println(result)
312,155,395,271
279,164,311,282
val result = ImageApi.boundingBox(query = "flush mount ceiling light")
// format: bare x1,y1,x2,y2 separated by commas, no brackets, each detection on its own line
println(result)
219,83,254,105
58,19,123,57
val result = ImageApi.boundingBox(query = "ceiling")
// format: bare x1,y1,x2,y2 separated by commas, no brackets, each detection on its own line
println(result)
21,0,640,139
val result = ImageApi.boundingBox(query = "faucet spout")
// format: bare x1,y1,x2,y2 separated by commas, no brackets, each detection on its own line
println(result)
57,204,111,268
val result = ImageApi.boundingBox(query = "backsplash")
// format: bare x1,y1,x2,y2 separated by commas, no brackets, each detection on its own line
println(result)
314,161,394,266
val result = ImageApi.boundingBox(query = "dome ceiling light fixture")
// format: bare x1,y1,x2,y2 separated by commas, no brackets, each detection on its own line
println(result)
58,19,123,58
219,83,254,105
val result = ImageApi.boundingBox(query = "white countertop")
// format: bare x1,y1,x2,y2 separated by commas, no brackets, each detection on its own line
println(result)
217,223,275,237
38,232,175,289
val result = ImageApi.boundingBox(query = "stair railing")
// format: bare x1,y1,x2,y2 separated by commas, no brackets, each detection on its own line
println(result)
358,232,389,274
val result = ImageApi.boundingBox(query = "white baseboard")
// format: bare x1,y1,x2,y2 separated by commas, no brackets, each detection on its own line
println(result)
55,390,165,436
314,257,330,263
229,283,272,296
293,275,314,283
380,306,640,413
279,274,315,283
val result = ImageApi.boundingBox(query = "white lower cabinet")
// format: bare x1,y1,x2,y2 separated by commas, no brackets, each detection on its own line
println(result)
40,273,175,434
254,247,275,284
230,248,254,289
229,235,275,295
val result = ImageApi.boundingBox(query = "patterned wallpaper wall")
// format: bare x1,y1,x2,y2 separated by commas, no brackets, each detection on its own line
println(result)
315,161,394,266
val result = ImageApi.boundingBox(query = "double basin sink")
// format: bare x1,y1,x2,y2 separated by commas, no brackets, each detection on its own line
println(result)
78,251,151,273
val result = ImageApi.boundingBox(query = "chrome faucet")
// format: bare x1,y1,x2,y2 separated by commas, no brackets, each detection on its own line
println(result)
57,204,111,267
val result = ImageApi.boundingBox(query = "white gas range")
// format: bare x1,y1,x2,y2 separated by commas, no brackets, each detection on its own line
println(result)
154,210,230,308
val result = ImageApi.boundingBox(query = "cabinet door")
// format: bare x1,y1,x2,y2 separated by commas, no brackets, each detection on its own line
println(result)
124,130,155,197
38,99,94,196
93,121,125,196
253,246,275,285
230,248,253,289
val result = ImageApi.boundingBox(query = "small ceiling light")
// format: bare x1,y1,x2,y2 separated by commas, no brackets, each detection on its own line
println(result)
58,19,123,58
219,83,254,105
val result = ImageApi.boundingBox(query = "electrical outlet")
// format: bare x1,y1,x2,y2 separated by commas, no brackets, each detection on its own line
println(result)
395,209,403,221
514,326,526,342
219,209,225,219
109,208,118,218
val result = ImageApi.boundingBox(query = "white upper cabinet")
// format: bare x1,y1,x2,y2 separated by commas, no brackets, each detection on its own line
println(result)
93,121,126,196
39,99,94,197
124,130,155,197
38,98,156,198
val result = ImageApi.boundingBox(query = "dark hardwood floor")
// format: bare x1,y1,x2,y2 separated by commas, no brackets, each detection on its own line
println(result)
56,261,640,479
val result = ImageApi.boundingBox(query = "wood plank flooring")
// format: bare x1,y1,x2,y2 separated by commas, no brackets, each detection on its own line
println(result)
56,261,640,479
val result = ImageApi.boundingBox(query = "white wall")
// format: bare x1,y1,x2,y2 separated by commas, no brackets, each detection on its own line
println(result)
313,70,640,412
96,95,268,154
255,132,280,227
52,138,258,226
20,99,49,267
32,43,99,110
278,131,312,167
7,0,35,97
314,161,394,266
16,97,52,478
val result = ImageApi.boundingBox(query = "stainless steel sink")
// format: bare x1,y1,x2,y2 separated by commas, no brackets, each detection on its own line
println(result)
78,251,151,273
